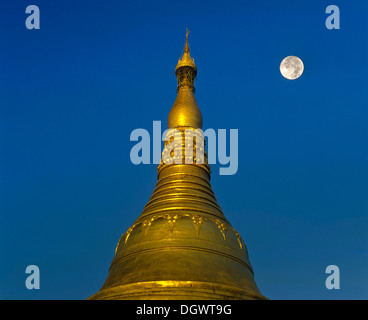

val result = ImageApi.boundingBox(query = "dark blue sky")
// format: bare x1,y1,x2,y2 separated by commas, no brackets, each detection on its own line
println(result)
1,0,367,299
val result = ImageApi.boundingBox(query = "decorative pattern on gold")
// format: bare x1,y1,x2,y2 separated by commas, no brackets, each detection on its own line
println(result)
214,220,228,240
235,231,243,250
165,214,178,233
191,215,204,236
116,213,245,253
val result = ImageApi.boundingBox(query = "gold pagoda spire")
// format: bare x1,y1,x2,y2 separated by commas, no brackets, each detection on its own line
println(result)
168,29,203,129
175,29,197,74
88,32,267,300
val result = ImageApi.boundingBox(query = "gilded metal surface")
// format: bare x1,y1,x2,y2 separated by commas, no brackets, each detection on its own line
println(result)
168,30,202,129
89,32,267,300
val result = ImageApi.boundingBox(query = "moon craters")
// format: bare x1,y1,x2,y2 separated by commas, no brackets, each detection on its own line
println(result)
280,56,304,80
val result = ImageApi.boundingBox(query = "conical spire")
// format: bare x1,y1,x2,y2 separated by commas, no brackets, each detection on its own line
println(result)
168,29,203,129
88,32,267,300
175,29,197,73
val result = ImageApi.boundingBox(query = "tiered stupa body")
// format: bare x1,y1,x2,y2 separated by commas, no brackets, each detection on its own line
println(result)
89,33,266,300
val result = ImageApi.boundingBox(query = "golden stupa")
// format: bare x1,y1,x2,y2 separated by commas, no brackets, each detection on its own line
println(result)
89,31,266,300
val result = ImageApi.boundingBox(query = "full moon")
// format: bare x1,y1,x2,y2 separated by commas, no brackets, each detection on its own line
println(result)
280,56,304,80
